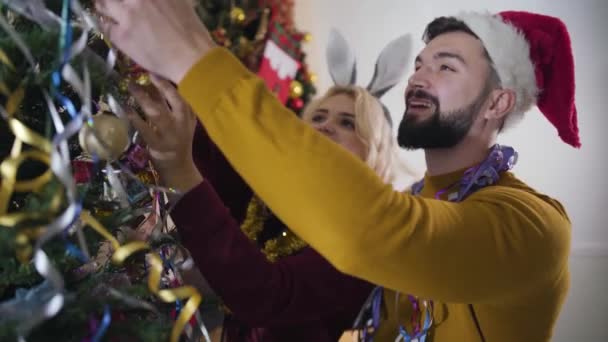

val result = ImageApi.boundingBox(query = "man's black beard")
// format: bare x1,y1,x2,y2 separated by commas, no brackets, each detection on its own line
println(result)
397,89,488,150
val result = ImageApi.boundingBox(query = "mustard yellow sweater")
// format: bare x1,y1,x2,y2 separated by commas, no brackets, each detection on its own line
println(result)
178,48,571,341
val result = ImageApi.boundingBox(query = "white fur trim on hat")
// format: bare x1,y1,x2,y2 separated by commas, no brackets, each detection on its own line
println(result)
456,11,538,128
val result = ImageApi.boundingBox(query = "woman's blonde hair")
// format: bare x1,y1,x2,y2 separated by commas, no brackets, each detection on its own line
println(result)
302,85,417,185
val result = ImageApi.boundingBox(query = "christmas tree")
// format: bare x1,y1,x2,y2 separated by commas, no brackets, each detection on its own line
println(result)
0,1,316,341
199,0,316,112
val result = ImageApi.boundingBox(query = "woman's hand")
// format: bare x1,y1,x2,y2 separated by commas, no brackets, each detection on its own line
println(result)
128,76,202,193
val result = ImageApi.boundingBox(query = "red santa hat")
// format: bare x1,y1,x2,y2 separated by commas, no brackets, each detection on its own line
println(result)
456,11,580,148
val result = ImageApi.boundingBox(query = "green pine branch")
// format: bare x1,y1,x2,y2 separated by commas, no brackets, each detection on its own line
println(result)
0,1,317,340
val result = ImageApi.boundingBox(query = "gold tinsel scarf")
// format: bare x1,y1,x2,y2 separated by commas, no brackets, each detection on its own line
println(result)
240,195,308,262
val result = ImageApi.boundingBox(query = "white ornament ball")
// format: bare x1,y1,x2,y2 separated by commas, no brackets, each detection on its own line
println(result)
79,113,130,161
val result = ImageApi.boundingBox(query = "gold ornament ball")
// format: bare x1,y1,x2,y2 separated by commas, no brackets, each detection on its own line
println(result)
308,72,318,83
79,113,130,161
289,80,304,99
303,32,313,42
230,7,246,24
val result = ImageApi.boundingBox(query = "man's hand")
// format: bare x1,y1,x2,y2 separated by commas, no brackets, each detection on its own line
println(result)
95,0,216,83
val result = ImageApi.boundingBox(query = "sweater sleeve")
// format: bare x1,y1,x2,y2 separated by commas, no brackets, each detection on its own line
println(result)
170,180,372,325
177,47,572,304
190,123,252,222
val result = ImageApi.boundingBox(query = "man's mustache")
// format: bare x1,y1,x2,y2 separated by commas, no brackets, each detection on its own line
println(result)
405,89,439,106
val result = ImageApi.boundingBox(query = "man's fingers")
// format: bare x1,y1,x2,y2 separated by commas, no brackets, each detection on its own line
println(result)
95,0,126,24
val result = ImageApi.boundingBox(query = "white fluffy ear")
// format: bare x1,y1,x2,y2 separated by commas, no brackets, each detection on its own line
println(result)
366,34,413,98
326,28,357,85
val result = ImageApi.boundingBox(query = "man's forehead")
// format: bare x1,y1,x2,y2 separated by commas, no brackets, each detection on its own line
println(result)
419,31,486,60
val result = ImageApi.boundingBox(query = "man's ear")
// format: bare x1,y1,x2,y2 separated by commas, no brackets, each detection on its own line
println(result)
484,88,516,121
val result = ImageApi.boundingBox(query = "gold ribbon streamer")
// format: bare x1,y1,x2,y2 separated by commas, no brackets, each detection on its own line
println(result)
1,61,201,340
0,190,62,227
0,47,15,69
0,119,202,341
0,121,56,223
0,150,53,214
0,86,54,217
8,118,53,153
0,82,10,96
6,86,25,116
81,211,202,342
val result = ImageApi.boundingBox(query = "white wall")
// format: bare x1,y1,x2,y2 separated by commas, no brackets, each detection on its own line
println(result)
295,0,608,340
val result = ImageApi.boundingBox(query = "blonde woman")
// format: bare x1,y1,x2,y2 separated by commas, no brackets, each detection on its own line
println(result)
127,30,415,341
128,80,415,341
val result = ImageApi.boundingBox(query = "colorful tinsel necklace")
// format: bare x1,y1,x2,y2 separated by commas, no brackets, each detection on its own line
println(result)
240,195,308,262
354,144,518,342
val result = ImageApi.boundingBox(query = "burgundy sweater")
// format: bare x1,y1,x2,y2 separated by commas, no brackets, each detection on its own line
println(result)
170,125,373,341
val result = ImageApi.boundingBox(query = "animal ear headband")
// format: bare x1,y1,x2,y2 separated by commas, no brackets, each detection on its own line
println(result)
325,29,412,125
